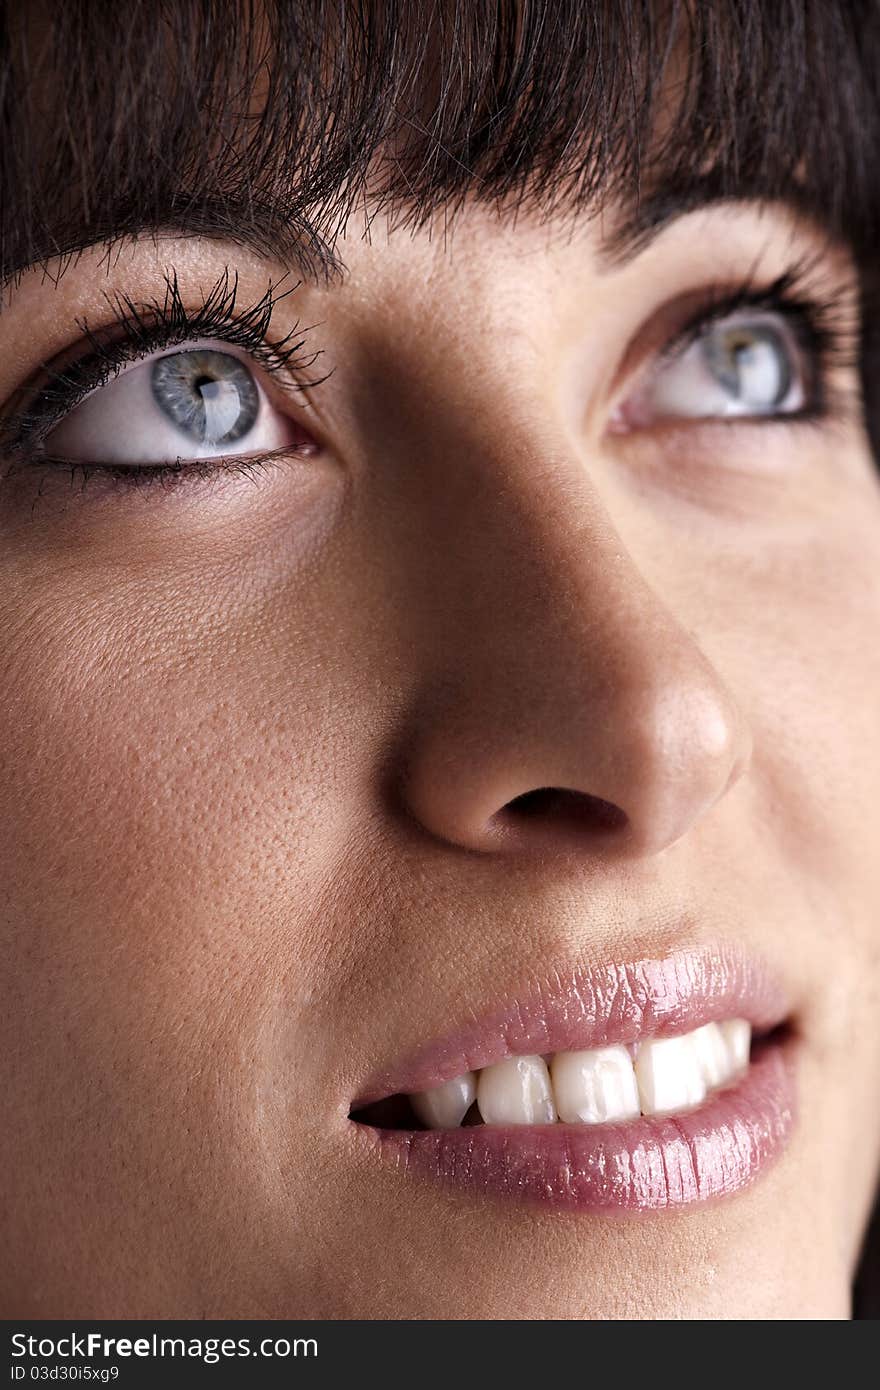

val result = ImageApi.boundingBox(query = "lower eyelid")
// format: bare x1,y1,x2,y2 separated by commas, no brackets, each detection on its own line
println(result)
0,448,307,522
604,412,834,471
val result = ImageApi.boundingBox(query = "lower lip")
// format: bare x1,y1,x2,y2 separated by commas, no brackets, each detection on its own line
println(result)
362,1039,796,1212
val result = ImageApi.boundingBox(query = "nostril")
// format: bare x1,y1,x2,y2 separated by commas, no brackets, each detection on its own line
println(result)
503,787,629,833
507,788,566,817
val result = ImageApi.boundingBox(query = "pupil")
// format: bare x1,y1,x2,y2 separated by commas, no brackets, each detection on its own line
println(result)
151,350,259,445
708,323,790,410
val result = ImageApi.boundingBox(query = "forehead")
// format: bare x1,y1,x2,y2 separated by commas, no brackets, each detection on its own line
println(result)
1,0,879,285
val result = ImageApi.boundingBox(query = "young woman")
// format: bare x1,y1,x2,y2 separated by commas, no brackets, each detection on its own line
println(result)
2,0,879,1319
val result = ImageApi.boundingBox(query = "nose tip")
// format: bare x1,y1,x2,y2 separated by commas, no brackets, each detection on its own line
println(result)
387,414,753,865
400,667,752,859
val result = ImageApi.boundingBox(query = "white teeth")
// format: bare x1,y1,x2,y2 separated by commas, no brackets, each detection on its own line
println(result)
719,1018,751,1075
633,1033,707,1117
551,1045,640,1124
409,1071,476,1129
690,1021,731,1089
404,1018,754,1128
476,1055,557,1125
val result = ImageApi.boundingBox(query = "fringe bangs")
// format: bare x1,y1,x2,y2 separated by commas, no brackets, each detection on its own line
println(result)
1,1,879,280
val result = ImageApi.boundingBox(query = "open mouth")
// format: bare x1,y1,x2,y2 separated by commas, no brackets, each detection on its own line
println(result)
348,949,798,1211
351,1018,780,1131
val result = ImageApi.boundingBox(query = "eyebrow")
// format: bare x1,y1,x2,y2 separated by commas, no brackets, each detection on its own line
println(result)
1,169,844,296
0,194,348,294
596,171,840,269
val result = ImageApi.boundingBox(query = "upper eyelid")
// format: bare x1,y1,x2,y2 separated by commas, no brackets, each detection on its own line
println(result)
50,337,279,419
1,336,270,454
657,302,808,371
45,266,328,392
0,274,335,454
72,274,328,380
0,260,861,458
663,286,821,354
608,269,861,419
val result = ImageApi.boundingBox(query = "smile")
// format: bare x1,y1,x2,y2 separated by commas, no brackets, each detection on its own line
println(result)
361,1016,754,1129
349,947,797,1211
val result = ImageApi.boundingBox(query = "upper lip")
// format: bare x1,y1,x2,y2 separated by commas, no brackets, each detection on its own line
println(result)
352,943,791,1106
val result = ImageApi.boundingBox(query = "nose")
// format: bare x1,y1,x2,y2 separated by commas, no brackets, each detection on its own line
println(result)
395,432,753,859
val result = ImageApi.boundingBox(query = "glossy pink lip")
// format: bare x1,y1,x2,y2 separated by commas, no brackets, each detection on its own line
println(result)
351,946,798,1211
354,945,790,1104
369,1044,795,1211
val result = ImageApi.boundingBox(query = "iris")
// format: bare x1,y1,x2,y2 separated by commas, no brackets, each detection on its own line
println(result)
151,349,259,444
704,321,792,411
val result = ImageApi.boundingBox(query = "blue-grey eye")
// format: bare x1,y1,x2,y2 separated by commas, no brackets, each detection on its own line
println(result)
703,321,792,410
151,349,259,444
43,342,299,466
616,310,806,427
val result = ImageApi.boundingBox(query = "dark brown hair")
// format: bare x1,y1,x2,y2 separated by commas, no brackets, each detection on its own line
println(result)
3,0,879,443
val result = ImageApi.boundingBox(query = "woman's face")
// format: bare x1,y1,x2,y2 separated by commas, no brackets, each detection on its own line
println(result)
2,191,880,1318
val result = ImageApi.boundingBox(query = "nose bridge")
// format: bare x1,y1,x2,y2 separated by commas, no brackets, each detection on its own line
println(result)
395,401,752,857
417,408,679,703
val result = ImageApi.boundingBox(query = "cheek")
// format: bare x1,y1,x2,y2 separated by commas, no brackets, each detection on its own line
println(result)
0,511,393,1302
3,456,880,1311
0,570,343,980
732,519,880,1215
740,526,880,899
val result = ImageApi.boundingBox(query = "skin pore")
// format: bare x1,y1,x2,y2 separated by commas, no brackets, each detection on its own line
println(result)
1,193,880,1319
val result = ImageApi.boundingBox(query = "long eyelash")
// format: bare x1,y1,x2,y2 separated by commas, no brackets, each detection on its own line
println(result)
0,266,330,460
0,255,862,514
665,252,860,418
